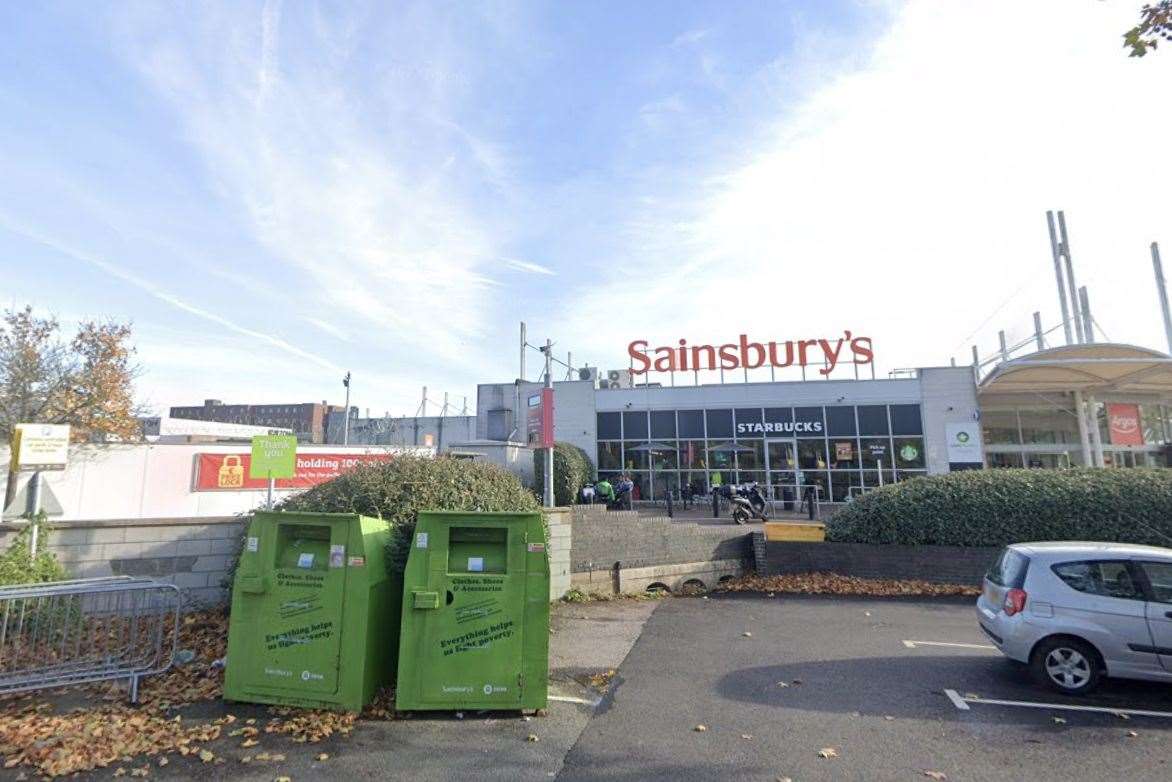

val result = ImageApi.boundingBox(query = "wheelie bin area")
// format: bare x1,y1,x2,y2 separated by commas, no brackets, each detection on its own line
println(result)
224,509,549,714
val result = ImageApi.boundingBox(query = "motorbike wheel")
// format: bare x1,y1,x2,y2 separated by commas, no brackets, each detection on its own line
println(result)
732,508,748,525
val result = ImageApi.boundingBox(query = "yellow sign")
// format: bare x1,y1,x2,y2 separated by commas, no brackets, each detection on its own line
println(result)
218,455,245,488
12,423,71,472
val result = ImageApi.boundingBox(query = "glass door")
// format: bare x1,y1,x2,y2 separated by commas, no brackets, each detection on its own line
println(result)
766,439,798,510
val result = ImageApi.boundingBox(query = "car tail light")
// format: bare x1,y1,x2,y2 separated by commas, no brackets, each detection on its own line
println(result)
1003,588,1027,616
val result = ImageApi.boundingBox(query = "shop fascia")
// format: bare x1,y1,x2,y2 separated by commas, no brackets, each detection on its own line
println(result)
628,331,874,376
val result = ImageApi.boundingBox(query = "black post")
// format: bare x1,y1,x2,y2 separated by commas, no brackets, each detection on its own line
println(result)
712,490,720,519
666,490,674,519
806,486,815,520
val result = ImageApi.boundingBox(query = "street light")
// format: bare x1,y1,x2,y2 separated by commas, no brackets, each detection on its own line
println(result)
342,372,351,446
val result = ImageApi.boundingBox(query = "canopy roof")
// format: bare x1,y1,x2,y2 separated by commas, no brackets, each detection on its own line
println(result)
979,343,1172,396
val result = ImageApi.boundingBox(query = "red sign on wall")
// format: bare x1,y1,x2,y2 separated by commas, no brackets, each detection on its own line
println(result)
194,452,394,492
1107,403,1144,446
525,389,555,448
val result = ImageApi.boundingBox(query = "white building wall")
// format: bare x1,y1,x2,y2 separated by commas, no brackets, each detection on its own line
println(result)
1,443,430,521
919,366,982,474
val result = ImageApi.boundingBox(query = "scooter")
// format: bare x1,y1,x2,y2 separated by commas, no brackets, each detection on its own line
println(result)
728,483,769,524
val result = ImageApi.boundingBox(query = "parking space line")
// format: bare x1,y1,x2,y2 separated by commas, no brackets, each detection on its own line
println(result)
943,688,1172,718
903,640,996,651
944,689,970,710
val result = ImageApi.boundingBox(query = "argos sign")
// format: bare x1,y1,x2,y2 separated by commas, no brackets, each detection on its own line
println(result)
628,332,873,376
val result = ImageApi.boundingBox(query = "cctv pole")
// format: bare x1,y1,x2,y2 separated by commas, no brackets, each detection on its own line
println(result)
342,371,352,445
1047,211,1074,345
543,339,554,508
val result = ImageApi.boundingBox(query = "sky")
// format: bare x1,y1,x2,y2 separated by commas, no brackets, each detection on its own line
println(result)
1,1,1170,417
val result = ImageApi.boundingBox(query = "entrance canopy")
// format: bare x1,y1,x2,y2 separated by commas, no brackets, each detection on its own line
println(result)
979,344,1172,396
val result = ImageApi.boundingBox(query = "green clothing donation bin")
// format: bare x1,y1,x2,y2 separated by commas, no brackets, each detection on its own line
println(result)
396,511,549,712
224,511,400,712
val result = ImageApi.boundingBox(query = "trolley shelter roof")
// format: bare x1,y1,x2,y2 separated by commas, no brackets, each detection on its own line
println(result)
978,343,1172,396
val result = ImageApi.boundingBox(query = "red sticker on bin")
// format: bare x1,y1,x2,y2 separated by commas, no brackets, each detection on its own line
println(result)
347,556,365,567
527,543,545,553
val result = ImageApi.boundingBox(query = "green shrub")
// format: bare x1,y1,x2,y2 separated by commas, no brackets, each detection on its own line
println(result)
534,442,595,506
0,515,68,586
826,468,1172,548
276,455,540,573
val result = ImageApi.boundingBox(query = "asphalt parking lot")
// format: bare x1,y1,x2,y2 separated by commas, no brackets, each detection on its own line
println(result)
559,593,1172,782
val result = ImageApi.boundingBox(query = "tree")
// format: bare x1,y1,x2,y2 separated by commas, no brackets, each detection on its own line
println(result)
1124,2,1172,56
2,307,141,509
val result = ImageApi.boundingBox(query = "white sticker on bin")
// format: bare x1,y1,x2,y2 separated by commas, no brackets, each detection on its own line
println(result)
297,552,315,569
467,557,485,572
329,544,345,568
416,532,429,549
246,536,259,552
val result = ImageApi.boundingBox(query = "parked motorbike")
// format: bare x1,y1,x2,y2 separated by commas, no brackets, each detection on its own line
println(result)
720,483,769,524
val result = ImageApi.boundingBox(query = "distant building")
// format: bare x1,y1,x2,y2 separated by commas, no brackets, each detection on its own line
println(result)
324,410,476,450
168,399,346,443
139,416,293,443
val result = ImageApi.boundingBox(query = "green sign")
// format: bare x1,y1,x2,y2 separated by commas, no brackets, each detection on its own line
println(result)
250,434,298,479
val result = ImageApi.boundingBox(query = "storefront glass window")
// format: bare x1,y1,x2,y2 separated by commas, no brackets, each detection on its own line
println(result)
597,412,622,440
598,441,622,470
890,405,923,435
678,440,706,469
829,439,860,469
623,442,649,470
794,406,825,437
1019,408,1078,445
1024,453,1071,469
826,406,857,436
678,410,705,438
737,470,766,488
650,410,676,439
764,407,794,428
735,408,763,430
651,471,679,499
1141,404,1166,446
736,439,765,471
705,409,734,438
861,469,897,488
709,446,734,469
892,437,926,469
858,437,891,468
651,444,678,470
982,410,1021,444
831,471,861,502
628,472,648,501
798,439,827,469
622,411,648,440
987,452,1024,468
767,440,796,470
856,405,889,436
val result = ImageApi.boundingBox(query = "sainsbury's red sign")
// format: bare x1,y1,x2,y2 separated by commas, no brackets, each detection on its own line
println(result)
628,332,873,376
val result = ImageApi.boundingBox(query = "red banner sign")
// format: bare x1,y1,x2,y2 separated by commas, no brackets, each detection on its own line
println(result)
1107,404,1144,446
195,452,394,492
525,389,555,448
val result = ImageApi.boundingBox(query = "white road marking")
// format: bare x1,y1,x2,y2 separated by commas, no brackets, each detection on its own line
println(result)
903,640,996,651
944,689,971,710
944,689,1172,719
548,694,602,707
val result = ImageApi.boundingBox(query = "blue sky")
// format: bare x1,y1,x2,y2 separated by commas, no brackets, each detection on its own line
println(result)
2,1,1170,416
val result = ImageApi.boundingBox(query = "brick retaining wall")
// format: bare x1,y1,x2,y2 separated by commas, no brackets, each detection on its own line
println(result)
753,534,999,586
570,506,753,573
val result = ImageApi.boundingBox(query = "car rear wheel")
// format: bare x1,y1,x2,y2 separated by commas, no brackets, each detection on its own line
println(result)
1031,637,1101,695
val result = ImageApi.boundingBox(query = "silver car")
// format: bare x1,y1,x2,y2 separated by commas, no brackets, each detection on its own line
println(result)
976,541,1172,695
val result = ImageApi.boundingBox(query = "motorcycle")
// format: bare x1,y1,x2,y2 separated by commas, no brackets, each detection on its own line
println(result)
721,483,769,524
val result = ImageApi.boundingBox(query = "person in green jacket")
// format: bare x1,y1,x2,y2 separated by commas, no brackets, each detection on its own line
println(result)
595,479,616,505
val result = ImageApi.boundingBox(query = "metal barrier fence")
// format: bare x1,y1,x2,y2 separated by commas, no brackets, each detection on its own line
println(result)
0,577,181,702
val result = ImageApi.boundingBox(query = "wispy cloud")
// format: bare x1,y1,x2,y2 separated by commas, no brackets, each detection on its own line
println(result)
304,317,350,342
672,29,709,48
0,211,344,373
500,257,555,276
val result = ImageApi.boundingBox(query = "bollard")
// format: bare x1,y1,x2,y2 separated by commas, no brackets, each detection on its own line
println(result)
712,491,720,519
666,490,674,518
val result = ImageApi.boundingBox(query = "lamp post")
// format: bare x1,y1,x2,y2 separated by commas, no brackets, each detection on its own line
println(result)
342,372,351,446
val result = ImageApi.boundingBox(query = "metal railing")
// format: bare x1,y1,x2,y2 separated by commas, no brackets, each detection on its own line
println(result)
0,577,181,702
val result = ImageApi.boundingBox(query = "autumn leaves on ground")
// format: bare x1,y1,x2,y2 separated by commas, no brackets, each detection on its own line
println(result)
0,610,392,779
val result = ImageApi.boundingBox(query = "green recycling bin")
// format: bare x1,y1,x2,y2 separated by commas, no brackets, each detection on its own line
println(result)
396,511,549,712
224,511,399,712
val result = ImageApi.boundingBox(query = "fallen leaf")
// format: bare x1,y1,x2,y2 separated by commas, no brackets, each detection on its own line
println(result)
884,715,895,721
922,771,947,780
1116,712,1131,720
275,777,292,782
1127,731,1139,738
316,753,329,761
198,749,215,763
775,682,789,688
1052,717,1066,725
527,734,540,743
817,747,838,759
241,739,259,748
114,770,126,778
715,573,980,597
741,734,753,740
742,632,753,638
157,758,168,767
694,725,708,732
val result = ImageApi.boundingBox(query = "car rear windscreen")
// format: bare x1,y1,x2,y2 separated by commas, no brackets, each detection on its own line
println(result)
986,548,1029,588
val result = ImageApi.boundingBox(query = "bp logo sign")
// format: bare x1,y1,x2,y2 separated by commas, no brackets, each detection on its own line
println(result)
899,443,919,462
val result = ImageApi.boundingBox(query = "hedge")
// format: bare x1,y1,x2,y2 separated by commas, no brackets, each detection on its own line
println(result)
826,468,1172,548
534,442,596,506
276,455,539,573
